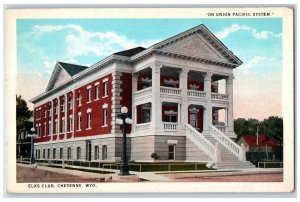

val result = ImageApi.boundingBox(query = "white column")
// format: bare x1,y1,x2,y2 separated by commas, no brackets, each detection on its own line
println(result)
203,72,213,133
151,63,162,131
226,75,234,133
131,74,138,134
179,68,189,126
177,103,181,123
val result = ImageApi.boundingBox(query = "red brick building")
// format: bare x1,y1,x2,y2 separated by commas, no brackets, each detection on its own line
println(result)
30,24,254,169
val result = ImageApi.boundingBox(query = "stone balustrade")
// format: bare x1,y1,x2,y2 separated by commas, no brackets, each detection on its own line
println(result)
187,89,206,98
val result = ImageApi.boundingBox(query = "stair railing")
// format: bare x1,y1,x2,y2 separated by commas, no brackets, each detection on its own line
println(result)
209,125,246,162
185,124,220,162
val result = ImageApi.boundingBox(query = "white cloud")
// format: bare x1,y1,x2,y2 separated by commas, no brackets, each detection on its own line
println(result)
237,56,280,74
216,24,282,40
31,24,161,59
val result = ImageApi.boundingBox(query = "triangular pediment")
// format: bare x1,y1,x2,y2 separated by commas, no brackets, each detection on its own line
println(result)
53,68,72,88
159,34,229,63
45,63,72,92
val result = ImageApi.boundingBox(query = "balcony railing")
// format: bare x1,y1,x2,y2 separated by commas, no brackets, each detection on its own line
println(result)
160,86,181,95
211,93,228,100
163,122,179,132
134,87,152,97
135,123,151,131
187,89,206,98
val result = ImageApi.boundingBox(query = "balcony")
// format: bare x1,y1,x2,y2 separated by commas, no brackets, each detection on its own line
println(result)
163,122,179,132
134,87,228,104
160,86,181,95
187,89,206,98
211,93,228,101
135,122,151,132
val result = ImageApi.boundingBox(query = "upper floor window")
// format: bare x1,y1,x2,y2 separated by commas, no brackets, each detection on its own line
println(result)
77,113,81,131
69,116,73,132
87,88,92,103
87,109,92,129
44,122,46,137
48,121,52,136
49,105,52,117
61,98,65,112
102,104,108,127
95,83,100,100
78,93,82,107
43,108,47,118
103,78,108,97
54,119,58,134
69,96,73,109
61,118,66,133
54,102,58,115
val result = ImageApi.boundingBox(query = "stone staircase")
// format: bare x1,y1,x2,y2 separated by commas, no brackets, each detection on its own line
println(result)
185,124,255,169
204,135,255,169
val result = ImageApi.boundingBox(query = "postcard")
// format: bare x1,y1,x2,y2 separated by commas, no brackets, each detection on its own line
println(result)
6,7,294,193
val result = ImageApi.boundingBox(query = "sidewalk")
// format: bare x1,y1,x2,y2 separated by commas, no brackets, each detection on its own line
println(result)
17,163,283,182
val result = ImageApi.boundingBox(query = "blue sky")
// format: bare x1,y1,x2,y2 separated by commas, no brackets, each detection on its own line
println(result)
17,18,282,120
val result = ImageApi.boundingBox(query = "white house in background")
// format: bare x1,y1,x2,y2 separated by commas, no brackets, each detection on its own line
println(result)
30,24,254,169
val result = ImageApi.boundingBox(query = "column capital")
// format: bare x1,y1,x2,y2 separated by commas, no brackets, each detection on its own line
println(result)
180,68,189,77
150,63,162,73
226,74,235,84
132,73,139,82
204,72,213,81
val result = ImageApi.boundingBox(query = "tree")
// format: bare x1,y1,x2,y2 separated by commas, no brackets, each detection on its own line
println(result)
259,116,283,141
234,118,259,140
16,95,32,132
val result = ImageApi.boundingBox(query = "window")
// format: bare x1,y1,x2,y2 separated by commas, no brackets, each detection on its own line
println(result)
168,145,175,160
87,112,92,129
38,149,40,159
44,108,46,118
55,102,58,114
69,116,73,131
48,121,52,136
49,105,52,117
102,145,107,160
141,109,151,123
47,149,50,159
62,118,65,133
67,147,71,159
141,78,152,89
61,99,65,112
43,149,45,159
87,88,92,102
44,122,46,136
77,113,81,131
95,84,99,100
78,93,82,106
164,111,177,123
69,97,73,109
59,148,63,159
102,108,108,126
36,149,38,159
94,146,99,160
53,148,56,159
36,126,40,137
76,147,81,160
103,80,108,97
190,113,197,128
54,119,58,134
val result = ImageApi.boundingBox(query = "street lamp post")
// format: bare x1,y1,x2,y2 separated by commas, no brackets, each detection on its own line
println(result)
116,106,132,176
27,127,38,164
